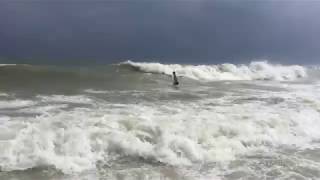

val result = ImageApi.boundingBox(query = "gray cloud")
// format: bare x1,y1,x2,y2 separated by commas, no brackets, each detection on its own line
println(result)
0,0,320,64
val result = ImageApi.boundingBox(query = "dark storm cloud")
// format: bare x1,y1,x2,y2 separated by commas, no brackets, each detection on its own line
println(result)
0,0,320,64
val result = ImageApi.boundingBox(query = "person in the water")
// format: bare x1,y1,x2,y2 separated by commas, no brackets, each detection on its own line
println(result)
172,71,179,85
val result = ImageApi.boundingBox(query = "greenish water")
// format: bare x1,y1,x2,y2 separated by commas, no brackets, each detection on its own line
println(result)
0,62,320,180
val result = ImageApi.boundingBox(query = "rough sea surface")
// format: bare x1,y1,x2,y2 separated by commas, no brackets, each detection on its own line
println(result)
0,61,320,180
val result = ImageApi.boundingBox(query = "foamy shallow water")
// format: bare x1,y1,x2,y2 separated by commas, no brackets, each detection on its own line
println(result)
0,62,320,180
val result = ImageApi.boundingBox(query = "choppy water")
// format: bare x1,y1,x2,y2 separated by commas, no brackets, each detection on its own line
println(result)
0,61,320,180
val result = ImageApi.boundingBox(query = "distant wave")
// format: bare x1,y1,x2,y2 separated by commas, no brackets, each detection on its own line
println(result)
120,60,307,81
0,64,17,67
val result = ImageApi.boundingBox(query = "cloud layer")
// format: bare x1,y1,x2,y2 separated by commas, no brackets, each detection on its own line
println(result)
0,0,320,64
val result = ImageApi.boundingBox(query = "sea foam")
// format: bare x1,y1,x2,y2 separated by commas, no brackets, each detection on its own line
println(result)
121,60,307,81
1,84,320,174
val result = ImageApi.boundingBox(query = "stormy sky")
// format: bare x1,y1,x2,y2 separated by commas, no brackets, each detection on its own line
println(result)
0,0,320,65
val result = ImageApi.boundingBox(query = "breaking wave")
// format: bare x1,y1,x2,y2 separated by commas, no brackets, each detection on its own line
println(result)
121,60,307,81
0,61,310,83
1,86,320,174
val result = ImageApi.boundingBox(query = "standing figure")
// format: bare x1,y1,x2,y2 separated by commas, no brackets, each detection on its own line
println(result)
172,71,179,85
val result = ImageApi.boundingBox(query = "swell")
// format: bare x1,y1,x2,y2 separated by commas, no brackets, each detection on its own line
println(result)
0,64,115,94
0,64,161,94
0,61,310,84
0,64,104,79
0,62,313,94
120,60,309,81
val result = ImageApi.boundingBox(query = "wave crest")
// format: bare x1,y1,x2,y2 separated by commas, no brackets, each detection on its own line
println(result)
120,60,307,81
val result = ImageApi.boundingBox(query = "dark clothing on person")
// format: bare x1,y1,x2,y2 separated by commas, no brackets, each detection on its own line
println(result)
173,72,179,85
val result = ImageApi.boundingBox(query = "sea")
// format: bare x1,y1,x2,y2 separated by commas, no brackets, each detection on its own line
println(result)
0,60,320,180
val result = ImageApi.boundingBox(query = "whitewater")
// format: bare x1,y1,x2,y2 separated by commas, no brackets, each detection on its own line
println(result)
0,61,320,180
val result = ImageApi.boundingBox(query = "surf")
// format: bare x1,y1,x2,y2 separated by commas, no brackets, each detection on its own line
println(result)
120,60,307,81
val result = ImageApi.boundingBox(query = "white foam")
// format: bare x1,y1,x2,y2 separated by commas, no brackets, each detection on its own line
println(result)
84,89,110,94
0,100,36,109
0,116,17,141
1,83,320,174
0,64,17,67
0,92,9,97
18,104,69,114
0,116,10,125
121,60,307,81
37,95,93,104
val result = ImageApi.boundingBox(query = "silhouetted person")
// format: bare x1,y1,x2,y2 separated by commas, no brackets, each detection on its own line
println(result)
172,71,179,85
